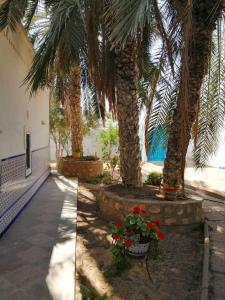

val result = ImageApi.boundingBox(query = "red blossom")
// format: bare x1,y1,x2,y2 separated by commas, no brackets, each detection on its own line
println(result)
115,221,123,228
124,238,132,248
114,234,122,241
155,220,161,228
132,206,146,214
147,222,153,230
132,206,141,214
155,230,165,241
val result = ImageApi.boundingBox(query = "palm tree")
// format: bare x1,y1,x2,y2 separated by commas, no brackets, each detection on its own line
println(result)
0,0,86,157
107,0,225,194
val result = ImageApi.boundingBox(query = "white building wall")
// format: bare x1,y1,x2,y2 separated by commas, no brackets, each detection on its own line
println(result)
0,26,49,159
0,25,50,236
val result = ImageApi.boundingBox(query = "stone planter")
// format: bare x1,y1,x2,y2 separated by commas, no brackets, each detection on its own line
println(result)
58,157,103,179
97,187,204,225
128,242,150,257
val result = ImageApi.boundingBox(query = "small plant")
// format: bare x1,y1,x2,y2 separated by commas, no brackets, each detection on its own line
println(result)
80,284,110,300
110,206,165,272
85,171,112,185
144,171,162,186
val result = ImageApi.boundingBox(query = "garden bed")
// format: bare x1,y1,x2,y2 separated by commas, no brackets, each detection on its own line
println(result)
76,183,203,300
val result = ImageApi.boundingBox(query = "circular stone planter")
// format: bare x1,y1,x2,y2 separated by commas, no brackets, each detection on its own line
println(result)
97,187,204,225
58,157,103,179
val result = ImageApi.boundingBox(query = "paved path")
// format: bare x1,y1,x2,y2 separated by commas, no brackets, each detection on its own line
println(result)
203,199,225,300
0,175,77,300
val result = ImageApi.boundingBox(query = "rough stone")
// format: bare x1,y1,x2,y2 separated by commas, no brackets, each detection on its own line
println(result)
164,206,174,215
165,218,177,225
58,158,103,179
98,190,203,225
149,205,161,214
182,218,189,225
177,207,184,215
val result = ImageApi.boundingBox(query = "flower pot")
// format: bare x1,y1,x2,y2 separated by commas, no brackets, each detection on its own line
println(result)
128,242,150,258
72,151,81,159
163,186,181,201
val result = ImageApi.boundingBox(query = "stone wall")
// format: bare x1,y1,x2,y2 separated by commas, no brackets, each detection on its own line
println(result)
98,189,203,225
58,158,103,179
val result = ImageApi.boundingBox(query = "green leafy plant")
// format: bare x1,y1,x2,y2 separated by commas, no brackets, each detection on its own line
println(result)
110,206,165,272
50,97,71,164
144,171,162,186
98,123,119,161
84,171,112,185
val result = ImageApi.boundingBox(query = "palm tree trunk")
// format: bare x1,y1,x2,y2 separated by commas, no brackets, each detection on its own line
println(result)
163,0,223,190
65,63,83,155
116,38,142,187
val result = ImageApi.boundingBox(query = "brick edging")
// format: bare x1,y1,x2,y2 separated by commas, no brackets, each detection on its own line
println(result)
201,219,210,300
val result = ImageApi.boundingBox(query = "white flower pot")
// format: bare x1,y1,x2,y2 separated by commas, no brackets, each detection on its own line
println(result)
128,242,150,257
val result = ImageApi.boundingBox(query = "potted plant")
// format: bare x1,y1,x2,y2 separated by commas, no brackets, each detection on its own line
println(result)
72,148,81,159
110,206,165,261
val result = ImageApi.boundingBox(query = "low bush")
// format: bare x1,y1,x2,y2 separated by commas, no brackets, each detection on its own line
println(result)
144,171,162,186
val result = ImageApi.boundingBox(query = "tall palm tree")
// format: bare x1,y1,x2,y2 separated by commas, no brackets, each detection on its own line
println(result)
0,0,86,156
107,0,225,194
162,0,224,191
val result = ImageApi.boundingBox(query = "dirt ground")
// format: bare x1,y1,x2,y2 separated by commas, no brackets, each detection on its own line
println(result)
75,183,203,300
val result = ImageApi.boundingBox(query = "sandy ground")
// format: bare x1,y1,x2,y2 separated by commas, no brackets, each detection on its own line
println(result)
75,184,203,300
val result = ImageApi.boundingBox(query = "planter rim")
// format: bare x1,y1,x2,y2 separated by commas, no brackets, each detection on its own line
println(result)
100,190,203,205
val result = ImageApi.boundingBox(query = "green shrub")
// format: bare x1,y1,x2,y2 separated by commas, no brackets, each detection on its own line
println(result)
85,171,112,185
144,171,162,186
80,284,110,300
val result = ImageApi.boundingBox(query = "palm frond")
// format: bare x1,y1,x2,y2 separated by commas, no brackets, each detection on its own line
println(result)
193,20,225,168
0,0,28,31
24,0,86,93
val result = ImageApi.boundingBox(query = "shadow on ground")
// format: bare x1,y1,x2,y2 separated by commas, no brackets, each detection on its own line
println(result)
0,175,77,300
76,184,203,300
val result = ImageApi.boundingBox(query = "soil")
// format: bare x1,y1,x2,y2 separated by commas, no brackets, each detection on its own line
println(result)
76,183,203,300
105,184,158,200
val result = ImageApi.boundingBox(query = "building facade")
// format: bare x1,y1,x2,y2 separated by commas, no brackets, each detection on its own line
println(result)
0,25,50,236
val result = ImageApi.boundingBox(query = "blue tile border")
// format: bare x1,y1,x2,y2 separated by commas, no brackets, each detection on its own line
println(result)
0,168,50,220
0,170,50,238
1,145,49,162
1,153,25,162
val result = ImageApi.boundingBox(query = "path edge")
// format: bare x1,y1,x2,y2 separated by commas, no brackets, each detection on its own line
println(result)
201,219,210,300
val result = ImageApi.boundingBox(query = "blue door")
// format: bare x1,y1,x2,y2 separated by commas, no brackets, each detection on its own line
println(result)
148,127,167,162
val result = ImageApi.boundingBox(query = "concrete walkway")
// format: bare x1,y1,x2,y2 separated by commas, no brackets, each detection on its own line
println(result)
0,175,77,300
204,199,225,300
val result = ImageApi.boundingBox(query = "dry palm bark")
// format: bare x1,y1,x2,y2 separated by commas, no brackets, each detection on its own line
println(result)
115,38,142,187
65,64,83,155
163,0,224,190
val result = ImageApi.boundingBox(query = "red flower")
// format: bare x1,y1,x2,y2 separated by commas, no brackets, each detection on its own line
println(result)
115,221,123,228
114,234,122,241
124,238,132,248
132,206,141,214
154,220,161,228
147,222,153,230
155,230,165,241
132,206,146,214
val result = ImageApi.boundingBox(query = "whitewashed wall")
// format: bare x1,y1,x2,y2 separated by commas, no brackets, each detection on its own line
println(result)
0,24,50,235
0,25,49,160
